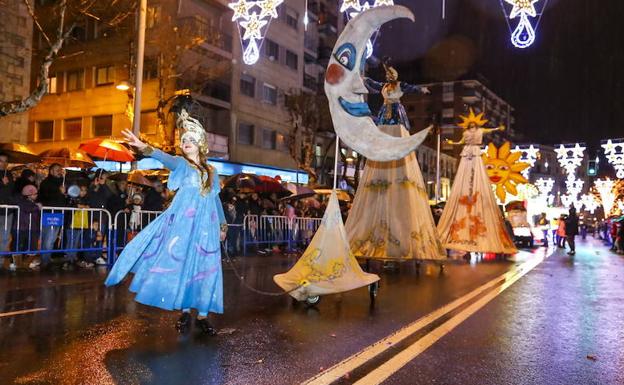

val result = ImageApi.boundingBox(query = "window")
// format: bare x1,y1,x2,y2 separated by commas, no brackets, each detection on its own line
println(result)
140,110,158,135
262,83,277,105
262,129,276,149
93,115,113,137
143,56,159,80
264,39,279,61
66,69,84,91
240,74,255,97
276,133,288,152
37,121,54,141
286,50,298,70
95,65,114,86
47,75,57,94
64,118,82,139
238,123,254,145
284,8,298,29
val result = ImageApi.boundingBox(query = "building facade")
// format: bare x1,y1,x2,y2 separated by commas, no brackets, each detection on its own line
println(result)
0,0,33,142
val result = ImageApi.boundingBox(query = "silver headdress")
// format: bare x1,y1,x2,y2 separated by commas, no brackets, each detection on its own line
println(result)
177,108,208,153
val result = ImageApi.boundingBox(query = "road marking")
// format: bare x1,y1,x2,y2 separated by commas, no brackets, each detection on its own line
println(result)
0,308,47,318
353,253,545,385
301,253,546,385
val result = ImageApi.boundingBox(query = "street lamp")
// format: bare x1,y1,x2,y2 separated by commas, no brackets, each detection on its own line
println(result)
116,80,132,91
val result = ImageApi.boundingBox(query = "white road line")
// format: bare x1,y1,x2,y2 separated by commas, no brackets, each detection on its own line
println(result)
0,308,47,318
301,253,545,385
353,254,545,385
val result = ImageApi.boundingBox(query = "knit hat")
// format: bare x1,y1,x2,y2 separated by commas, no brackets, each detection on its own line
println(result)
22,184,37,196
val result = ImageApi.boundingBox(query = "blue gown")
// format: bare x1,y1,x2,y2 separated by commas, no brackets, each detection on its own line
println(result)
105,149,226,315
364,78,425,130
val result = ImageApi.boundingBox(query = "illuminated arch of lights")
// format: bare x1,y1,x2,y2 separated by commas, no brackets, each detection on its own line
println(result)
229,0,284,65
499,0,550,49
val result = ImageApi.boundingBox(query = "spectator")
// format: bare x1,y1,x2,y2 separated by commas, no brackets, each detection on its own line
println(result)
432,204,443,226
616,220,624,254
557,215,567,248
143,179,165,212
38,163,67,268
128,192,144,235
537,212,549,247
13,169,36,196
88,169,113,246
64,185,94,269
0,152,14,259
11,184,41,270
224,199,237,255
248,192,262,216
565,208,579,256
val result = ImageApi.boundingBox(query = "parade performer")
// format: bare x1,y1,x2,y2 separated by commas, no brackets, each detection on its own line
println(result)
344,61,447,262
105,109,227,335
436,109,517,254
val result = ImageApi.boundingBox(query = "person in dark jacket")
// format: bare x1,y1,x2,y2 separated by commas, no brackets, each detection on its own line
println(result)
88,169,113,243
38,163,67,268
13,169,36,196
0,152,14,256
12,184,41,270
142,179,165,212
565,207,579,256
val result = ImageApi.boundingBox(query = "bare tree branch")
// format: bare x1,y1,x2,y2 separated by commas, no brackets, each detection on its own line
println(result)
22,0,51,47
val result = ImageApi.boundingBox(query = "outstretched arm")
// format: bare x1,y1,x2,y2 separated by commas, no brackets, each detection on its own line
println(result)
445,137,465,146
400,82,430,95
363,78,383,94
122,129,183,171
482,125,505,134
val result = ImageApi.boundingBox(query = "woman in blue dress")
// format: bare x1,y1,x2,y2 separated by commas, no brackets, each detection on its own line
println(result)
106,109,227,335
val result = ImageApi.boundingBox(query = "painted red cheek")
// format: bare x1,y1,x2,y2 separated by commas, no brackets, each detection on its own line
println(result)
325,64,345,85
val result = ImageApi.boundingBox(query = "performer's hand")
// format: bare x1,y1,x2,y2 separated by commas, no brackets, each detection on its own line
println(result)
498,125,506,131
445,139,453,145
421,86,431,95
122,129,147,150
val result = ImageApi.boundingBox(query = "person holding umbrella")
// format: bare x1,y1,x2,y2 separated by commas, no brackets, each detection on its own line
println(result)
105,107,227,335
0,153,14,258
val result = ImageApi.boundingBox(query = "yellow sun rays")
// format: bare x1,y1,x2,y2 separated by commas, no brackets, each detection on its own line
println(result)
482,141,530,202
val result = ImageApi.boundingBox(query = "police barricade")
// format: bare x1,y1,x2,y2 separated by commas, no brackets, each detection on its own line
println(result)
110,209,163,265
242,214,322,255
0,204,111,268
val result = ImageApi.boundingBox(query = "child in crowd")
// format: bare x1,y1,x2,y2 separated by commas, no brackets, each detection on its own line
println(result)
11,184,41,270
64,185,94,269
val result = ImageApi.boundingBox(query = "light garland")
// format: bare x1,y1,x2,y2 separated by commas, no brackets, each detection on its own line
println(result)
500,0,548,49
229,0,284,65
580,193,599,214
511,144,539,179
594,178,616,216
601,139,624,179
339,0,394,58
556,143,586,209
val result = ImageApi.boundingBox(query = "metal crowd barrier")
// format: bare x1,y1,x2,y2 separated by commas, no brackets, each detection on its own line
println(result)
242,214,322,254
110,209,162,265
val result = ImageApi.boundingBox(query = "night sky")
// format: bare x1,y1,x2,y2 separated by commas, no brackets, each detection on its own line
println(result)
373,0,624,154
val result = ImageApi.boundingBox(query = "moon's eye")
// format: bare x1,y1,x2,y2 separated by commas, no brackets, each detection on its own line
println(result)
334,43,356,71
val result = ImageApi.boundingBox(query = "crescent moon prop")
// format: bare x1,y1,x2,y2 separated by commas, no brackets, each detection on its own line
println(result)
324,6,430,162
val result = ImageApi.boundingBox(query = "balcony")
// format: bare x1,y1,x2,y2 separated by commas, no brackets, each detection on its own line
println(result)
461,88,482,103
178,17,233,56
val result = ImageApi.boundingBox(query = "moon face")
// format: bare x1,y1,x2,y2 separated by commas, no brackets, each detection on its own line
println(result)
324,6,430,162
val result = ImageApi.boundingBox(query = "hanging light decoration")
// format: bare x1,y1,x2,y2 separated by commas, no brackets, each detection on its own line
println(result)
580,193,600,214
499,0,549,49
511,144,540,179
594,178,616,216
229,0,284,65
339,0,394,59
555,143,586,209
601,139,624,179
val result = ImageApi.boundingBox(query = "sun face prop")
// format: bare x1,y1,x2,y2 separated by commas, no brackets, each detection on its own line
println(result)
458,108,488,129
482,142,529,202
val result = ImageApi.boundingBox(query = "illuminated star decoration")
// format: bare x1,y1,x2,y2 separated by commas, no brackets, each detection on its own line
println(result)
511,144,540,178
500,0,548,49
340,0,394,58
601,139,624,179
594,178,616,216
228,0,283,65
556,143,586,209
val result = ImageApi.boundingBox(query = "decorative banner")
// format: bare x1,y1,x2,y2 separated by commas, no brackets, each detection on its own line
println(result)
511,144,539,179
594,178,616,216
482,141,529,203
555,143,586,208
499,0,550,48
339,0,394,59
601,139,624,179
228,0,284,65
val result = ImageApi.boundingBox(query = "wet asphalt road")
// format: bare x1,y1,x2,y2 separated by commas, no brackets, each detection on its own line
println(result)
0,238,620,385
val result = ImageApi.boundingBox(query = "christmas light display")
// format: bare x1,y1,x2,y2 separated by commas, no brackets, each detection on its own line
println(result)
339,0,394,58
499,0,549,49
229,0,284,65
601,139,624,179
556,143,586,209
595,178,616,216
580,193,599,214
511,144,539,178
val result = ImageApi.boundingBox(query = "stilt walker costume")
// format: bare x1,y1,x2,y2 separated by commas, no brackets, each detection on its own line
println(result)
344,62,446,261
436,109,517,254
106,107,227,333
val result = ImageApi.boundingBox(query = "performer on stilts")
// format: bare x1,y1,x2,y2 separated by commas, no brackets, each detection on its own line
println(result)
345,60,447,264
105,106,227,335
437,109,517,255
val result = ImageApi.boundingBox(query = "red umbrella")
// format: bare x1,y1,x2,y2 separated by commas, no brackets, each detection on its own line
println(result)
223,173,291,196
79,138,135,162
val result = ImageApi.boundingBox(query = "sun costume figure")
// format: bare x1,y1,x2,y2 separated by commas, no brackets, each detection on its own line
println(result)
105,107,227,335
436,109,517,254
344,62,447,262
